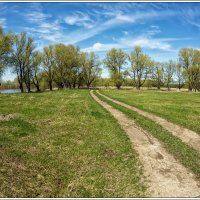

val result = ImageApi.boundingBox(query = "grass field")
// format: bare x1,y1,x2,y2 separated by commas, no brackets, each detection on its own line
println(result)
0,90,146,197
101,90,200,134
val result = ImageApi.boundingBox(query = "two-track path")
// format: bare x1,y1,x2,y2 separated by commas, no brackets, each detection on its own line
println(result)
97,90,200,153
90,90,200,197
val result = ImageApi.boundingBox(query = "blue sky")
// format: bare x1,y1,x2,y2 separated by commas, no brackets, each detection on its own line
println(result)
1,2,200,81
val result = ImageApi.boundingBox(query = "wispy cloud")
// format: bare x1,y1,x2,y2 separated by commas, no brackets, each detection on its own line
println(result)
64,12,94,28
22,3,64,44
83,29,190,53
63,10,164,45
0,18,6,28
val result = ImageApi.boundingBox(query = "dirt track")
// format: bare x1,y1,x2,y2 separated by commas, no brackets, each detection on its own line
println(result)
97,90,200,153
91,91,200,197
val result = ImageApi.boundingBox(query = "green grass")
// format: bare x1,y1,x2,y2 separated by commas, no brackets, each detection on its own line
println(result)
0,90,146,197
101,89,200,134
94,91,200,181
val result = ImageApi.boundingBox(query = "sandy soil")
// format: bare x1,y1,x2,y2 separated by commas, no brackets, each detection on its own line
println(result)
0,114,16,121
91,91,200,197
97,91,200,153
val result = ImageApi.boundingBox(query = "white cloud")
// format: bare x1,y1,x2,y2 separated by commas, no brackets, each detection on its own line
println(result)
82,34,189,53
83,42,122,52
63,11,160,45
22,3,64,43
0,18,6,28
64,12,94,28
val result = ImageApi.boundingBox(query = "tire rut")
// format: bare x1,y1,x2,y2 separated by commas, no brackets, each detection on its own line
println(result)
97,90,200,153
91,90,200,197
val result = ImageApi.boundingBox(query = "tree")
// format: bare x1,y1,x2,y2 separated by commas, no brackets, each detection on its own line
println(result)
0,26,13,80
129,46,152,90
82,52,101,88
176,63,184,91
31,52,42,92
104,48,127,89
179,48,194,91
191,49,200,91
190,65,200,92
151,61,164,90
42,45,55,91
54,44,81,89
11,32,35,92
163,60,176,91
179,48,200,91
54,44,68,88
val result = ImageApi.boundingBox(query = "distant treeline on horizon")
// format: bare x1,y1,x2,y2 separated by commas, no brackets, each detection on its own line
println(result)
0,26,200,92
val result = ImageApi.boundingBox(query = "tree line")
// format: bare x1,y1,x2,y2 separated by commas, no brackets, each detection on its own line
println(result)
104,47,200,91
0,26,200,92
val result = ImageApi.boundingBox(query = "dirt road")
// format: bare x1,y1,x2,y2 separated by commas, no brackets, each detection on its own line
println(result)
97,91,200,153
91,90,200,197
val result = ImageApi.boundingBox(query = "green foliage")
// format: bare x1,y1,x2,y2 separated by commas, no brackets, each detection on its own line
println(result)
104,48,127,89
163,60,176,90
129,46,153,89
42,45,55,91
151,61,164,89
10,32,36,92
0,26,13,79
179,48,200,91
82,52,102,88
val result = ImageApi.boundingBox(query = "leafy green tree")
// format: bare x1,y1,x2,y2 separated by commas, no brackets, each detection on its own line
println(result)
11,32,35,92
163,60,176,91
42,45,55,91
31,52,42,92
54,44,80,89
129,46,152,90
0,26,13,80
179,48,200,91
176,63,184,91
179,48,194,91
104,48,127,89
151,61,164,90
53,44,68,88
82,52,101,88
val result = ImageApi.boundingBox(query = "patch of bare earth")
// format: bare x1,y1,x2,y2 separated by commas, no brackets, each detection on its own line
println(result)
0,114,16,121
91,91,200,197
97,91,200,153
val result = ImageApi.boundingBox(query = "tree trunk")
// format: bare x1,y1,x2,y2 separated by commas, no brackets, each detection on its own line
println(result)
157,83,160,90
49,81,53,91
19,82,24,93
36,85,40,92
116,85,121,89
27,85,31,93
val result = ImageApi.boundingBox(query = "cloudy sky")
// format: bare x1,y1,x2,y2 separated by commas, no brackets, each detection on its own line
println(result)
1,2,200,81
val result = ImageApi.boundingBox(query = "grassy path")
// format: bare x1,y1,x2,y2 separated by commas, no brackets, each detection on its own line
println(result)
98,90,200,153
91,91,200,197
94,90,200,182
